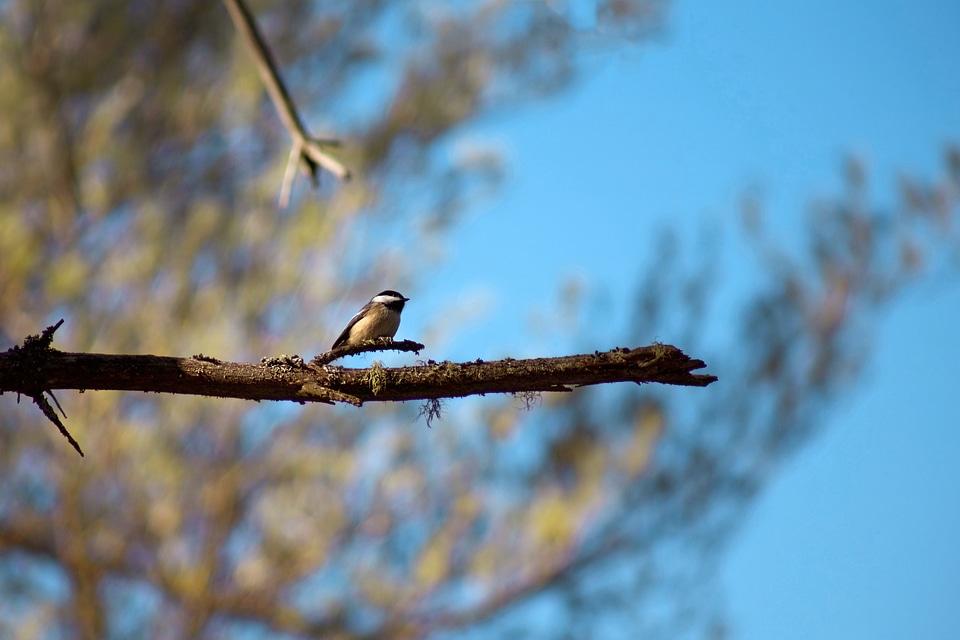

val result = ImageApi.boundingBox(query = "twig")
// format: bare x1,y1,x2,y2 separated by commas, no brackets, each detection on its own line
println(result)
278,142,302,209
32,390,83,457
221,0,350,207
311,338,426,366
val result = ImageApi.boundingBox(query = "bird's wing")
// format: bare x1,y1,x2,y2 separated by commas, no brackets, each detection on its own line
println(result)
331,303,370,349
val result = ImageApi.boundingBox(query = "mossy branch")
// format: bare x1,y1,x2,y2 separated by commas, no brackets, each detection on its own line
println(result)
1,322,716,457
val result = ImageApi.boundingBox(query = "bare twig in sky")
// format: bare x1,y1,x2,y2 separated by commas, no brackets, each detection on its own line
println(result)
222,0,350,206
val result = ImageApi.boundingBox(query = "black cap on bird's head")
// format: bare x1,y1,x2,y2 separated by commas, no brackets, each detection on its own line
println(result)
371,290,409,309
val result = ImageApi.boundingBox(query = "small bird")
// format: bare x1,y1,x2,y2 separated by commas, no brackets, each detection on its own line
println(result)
331,290,410,349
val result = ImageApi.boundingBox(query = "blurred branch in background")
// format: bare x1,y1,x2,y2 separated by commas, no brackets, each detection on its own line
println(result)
221,0,350,206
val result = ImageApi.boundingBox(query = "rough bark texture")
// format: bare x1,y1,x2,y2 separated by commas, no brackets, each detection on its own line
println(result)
2,341,715,405
1,322,715,455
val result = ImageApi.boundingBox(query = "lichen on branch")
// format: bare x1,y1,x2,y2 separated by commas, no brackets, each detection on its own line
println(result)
1,323,716,456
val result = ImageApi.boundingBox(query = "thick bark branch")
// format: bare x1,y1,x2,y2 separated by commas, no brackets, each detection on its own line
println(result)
1,322,716,455
1,345,715,403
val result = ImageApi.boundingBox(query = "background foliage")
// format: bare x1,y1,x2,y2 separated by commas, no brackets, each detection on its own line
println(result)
0,1,957,638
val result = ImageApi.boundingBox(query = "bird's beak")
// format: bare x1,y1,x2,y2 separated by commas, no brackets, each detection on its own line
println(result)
403,297,410,301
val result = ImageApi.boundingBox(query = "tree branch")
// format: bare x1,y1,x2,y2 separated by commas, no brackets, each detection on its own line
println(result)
312,337,427,365
221,0,350,206
1,323,715,455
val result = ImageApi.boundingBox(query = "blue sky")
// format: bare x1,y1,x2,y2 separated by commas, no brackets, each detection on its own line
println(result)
405,0,960,636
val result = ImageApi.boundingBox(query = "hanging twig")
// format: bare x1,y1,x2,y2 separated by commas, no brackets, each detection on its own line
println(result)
221,0,350,207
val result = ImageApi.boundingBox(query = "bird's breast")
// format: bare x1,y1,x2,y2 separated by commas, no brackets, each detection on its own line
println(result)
348,305,401,344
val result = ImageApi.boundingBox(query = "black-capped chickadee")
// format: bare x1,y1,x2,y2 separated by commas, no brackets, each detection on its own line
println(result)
331,290,410,349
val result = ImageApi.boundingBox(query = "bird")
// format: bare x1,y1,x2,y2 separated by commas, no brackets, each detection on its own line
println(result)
331,290,410,349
